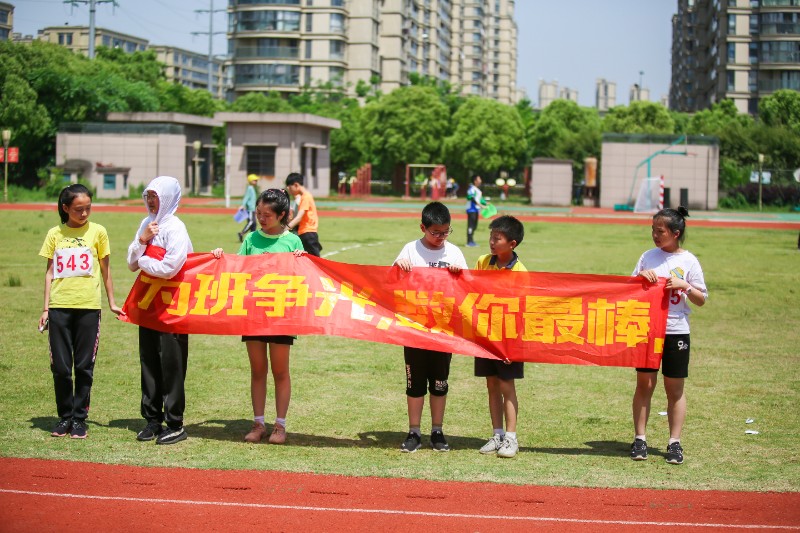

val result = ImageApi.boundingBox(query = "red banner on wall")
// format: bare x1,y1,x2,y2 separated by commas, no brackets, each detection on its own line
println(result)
120,253,668,368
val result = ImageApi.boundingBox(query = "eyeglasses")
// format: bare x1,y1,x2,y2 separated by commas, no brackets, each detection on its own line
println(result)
427,228,454,238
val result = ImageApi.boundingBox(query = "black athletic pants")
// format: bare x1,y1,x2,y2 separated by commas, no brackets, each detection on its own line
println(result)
467,211,479,244
48,308,101,421
139,326,188,430
299,231,323,257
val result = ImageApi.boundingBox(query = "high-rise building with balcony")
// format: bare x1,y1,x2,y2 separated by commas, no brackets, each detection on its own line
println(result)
226,0,518,104
449,0,517,102
670,0,800,115
226,0,349,96
0,2,13,41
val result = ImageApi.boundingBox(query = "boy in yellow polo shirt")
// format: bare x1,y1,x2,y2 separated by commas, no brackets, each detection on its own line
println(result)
474,215,526,458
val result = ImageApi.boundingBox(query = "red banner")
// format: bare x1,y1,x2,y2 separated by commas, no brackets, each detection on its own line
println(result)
120,253,668,368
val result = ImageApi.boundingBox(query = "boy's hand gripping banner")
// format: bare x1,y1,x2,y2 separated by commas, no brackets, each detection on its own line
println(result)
120,253,668,368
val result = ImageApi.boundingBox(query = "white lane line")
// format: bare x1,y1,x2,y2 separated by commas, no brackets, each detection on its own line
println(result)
322,241,386,258
0,488,797,530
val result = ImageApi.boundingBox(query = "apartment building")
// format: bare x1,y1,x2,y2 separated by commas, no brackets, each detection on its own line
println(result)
38,26,148,55
670,0,800,115
449,0,517,102
226,0,518,104
0,2,13,41
226,1,348,96
629,84,650,103
596,78,617,111
538,79,558,108
36,26,224,96
151,45,224,99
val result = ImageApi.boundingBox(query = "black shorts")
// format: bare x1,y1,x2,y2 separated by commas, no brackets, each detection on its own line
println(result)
636,334,690,379
404,347,452,397
299,232,323,257
241,335,295,345
474,358,524,380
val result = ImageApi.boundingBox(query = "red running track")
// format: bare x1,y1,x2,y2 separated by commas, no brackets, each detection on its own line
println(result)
0,457,798,532
3,203,799,230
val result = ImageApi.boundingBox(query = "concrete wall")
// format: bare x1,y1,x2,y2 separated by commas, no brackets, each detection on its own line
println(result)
216,113,340,199
56,133,187,199
530,158,573,206
599,141,719,210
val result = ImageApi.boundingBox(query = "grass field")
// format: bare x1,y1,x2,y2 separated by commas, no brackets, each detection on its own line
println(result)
0,207,798,492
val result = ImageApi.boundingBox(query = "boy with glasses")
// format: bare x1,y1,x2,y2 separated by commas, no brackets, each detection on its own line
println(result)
393,202,468,452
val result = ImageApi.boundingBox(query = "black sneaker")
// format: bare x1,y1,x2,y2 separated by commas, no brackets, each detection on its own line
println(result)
430,430,450,452
136,422,163,442
156,426,187,445
630,438,648,460
51,418,72,437
70,419,87,439
400,431,422,453
665,441,684,465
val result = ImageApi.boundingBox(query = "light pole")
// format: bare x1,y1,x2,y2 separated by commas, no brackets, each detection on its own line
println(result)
758,153,765,212
192,140,202,196
2,129,10,203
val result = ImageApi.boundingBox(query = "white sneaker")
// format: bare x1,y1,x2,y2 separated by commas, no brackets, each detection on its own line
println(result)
479,434,504,454
497,435,518,458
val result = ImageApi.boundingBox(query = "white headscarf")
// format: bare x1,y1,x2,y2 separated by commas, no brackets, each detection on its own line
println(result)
143,176,182,225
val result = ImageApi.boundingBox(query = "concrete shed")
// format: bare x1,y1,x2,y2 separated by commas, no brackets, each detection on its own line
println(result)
530,158,574,206
55,112,222,199
214,112,341,198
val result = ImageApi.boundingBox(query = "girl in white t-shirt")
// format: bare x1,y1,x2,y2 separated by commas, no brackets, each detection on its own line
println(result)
39,184,123,439
629,206,707,466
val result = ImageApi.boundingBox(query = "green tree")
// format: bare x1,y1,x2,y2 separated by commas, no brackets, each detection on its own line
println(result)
0,72,53,186
602,101,675,134
752,122,800,178
684,99,757,186
758,90,800,135
329,104,365,177
359,85,450,178
95,47,165,85
528,100,601,181
443,97,527,179
157,82,224,117
686,99,752,135
514,97,536,162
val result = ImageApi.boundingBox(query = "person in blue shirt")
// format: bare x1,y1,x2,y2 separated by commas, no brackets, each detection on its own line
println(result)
238,174,259,242
465,175,487,247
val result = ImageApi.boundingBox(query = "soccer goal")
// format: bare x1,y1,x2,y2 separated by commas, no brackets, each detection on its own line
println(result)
633,175,664,214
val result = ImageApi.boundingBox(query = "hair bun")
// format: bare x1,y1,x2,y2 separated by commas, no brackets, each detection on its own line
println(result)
677,206,690,218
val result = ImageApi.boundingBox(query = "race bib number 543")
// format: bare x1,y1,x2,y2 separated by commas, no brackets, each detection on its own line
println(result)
54,247,93,279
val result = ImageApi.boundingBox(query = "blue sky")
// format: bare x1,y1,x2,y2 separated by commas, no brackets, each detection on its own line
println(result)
12,0,676,107
515,1,676,107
